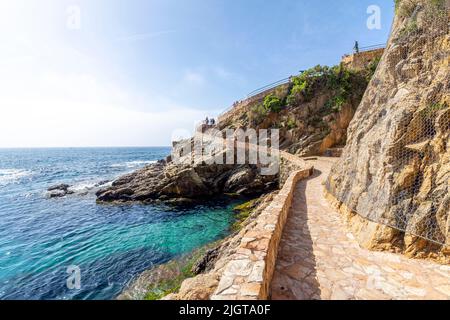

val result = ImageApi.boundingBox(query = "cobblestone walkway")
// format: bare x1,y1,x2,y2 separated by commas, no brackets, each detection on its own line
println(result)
271,157,450,300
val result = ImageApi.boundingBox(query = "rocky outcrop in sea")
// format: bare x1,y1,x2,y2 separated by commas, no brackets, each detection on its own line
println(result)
96,147,278,204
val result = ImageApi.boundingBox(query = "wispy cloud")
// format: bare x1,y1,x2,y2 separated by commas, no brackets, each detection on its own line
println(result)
183,70,205,86
115,30,177,42
213,66,232,79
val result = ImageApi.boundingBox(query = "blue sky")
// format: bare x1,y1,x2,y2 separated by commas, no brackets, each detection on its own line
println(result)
0,0,394,147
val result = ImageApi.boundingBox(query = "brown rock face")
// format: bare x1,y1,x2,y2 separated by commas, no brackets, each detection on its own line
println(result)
326,1,449,253
96,160,277,203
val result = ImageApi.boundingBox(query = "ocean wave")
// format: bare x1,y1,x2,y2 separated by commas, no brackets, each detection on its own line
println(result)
110,160,157,169
69,180,112,193
0,169,33,186
45,179,113,198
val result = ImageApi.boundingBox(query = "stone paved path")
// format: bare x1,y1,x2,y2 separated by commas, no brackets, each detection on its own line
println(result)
271,157,450,300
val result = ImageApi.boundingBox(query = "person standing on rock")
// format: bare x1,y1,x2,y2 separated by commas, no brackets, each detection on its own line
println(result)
354,41,359,54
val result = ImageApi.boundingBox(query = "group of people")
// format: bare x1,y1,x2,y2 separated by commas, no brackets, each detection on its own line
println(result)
204,117,216,126
232,100,243,107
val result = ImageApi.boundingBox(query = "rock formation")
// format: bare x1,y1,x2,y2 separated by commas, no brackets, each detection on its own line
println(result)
96,160,277,204
326,0,449,259
97,56,382,205
47,184,74,198
217,64,377,158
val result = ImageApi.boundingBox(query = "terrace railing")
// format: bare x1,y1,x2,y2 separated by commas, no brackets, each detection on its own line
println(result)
246,77,292,98
355,43,386,53
217,77,293,122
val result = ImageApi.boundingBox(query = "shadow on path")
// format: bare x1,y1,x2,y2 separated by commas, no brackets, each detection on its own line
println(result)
270,169,323,300
271,158,450,300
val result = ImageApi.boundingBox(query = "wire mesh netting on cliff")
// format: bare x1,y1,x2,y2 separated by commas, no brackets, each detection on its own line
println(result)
325,1,449,245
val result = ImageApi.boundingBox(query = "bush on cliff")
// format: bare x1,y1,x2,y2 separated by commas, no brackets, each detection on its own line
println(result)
263,94,284,113
287,65,330,106
287,64,368,114
366,56,381,81
249,104,269,126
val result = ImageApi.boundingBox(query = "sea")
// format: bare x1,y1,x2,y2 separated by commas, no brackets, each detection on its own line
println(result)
0,147,238,300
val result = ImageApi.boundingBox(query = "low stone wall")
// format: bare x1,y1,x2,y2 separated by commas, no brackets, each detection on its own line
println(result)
279,151,313,187
341,48,384,70
211,157,314,300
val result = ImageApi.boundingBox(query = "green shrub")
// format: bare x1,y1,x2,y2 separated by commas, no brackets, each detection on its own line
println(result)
325,95,347,113
249,104,269,125
286,118,297,130
286,64,368,114
307,115,326,128
286,82,306,106
287,65,333,106
367,56,381,81
263,94,284,113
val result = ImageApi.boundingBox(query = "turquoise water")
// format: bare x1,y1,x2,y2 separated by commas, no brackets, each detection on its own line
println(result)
0,148,237,300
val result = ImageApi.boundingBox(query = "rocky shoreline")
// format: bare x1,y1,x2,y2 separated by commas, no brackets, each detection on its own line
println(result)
96,158,278,206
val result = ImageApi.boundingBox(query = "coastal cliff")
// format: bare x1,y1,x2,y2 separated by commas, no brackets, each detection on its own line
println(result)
107,36,384,301
113,0,450,301
217,64,376,157
97,61,378,206
113,63,382,299
326,0,449,261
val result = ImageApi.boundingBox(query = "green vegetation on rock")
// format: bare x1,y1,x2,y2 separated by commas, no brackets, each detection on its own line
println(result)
421,102,448,119
287,65,331,106
263,94,284,113
366,56,381,81
143,249,207,300
287,64,367,114
250,104,270,125
231,199,259,231
286,117,297,130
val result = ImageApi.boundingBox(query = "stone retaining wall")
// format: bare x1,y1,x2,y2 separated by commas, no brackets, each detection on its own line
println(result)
341,48,384,71
211,155,314,300
279,151,313,187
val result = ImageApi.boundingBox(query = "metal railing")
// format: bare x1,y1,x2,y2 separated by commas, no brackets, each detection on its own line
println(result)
219,43,386,121
355,43,386,53
246,77,292,98
217,76,293,121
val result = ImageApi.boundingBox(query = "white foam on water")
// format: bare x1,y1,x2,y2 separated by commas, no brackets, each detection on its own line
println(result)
110,160,157,169
0,169,33,186
70,182,97,192
69,180,113,193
